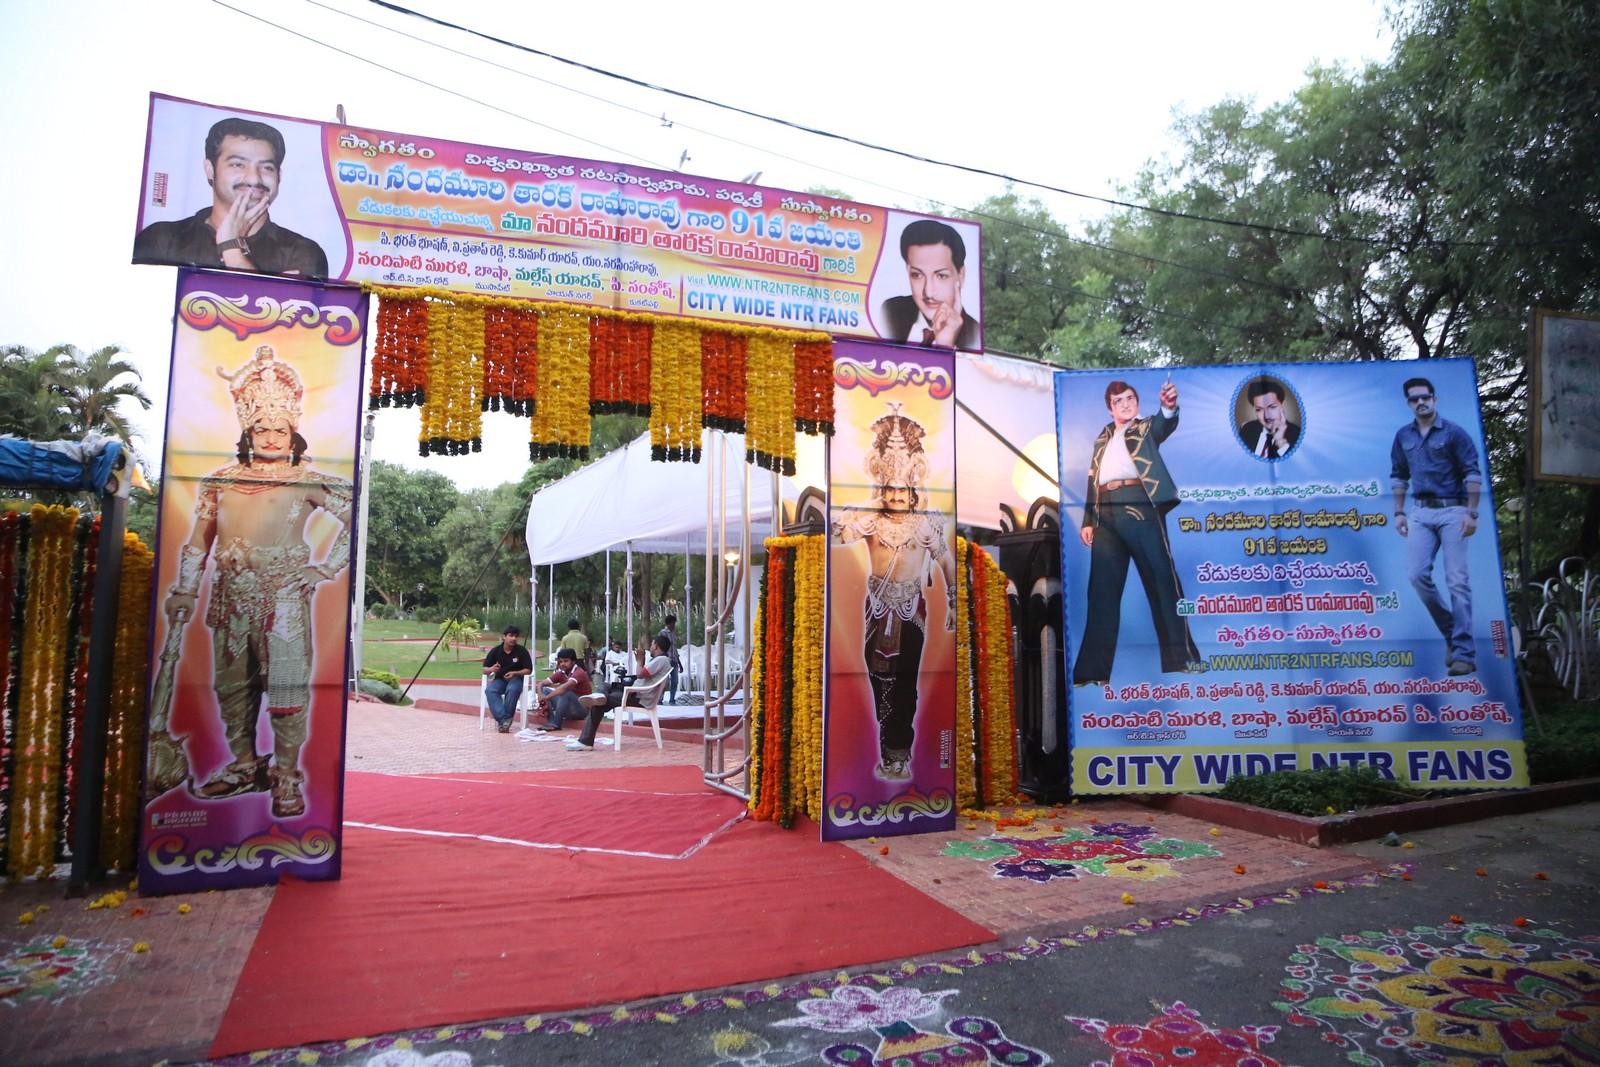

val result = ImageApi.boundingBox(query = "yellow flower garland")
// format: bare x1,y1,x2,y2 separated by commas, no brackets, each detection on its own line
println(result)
744,335,797,475
954,538,977,810
529,308,592,459
648,321,703,462
102,533,152,871
780,535,825,822
365,285,833,468
10,505,77,877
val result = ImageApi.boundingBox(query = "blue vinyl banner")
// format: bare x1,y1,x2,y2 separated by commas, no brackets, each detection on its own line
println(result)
1055,359,1525,793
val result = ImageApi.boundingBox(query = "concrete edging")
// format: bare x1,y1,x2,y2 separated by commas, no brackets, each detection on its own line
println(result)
1132,776,1600,846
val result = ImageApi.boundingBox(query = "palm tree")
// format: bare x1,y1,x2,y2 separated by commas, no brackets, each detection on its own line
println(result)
47,344,151,443
0,344,73,439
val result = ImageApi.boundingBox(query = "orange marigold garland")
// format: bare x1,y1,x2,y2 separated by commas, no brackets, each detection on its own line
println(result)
745,334,797,475
368,286,833,463
649,321,704,462
529,308,592,460
589,317,652,416
482,304,538,416
793,339,834,435
954,538,977,809
101,532,152,872
370,296,429,409
700,332,748,434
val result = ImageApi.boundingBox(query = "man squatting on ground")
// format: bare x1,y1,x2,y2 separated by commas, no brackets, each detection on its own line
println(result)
565,635,674,751
164,346,350,818
481,625,534,732
1391,376,1483,677
534,648,592,732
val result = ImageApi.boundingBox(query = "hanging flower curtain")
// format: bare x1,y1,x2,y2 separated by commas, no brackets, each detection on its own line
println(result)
0,507,154,878
366,286,834,469
747,533,1019,828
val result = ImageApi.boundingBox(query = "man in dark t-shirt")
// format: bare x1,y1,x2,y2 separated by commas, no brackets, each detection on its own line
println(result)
134,116,329,278
481,625,534,732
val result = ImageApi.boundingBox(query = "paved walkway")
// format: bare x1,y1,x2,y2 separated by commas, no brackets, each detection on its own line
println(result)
2,702,1594,1066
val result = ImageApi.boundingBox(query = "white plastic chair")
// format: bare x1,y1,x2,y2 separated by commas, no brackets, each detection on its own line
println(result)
576,673,669,749
478,675,532,731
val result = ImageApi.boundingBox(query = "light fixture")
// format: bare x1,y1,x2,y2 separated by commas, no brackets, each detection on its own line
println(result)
723,550,741,565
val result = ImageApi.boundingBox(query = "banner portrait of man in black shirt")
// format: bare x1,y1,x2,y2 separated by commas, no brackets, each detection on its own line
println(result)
134,116,329,279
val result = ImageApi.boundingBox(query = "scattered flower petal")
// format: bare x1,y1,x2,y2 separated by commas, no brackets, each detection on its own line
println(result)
1534,871,1548,881
1314,881,1329,890
1208,827,1221,837
177,903,191,915
1120,892,1135,905
878,846,889,856
132,941,150,953
17,912,34,926
1475,868,1487,877
1233,865,1248,875
1513,917,1529,927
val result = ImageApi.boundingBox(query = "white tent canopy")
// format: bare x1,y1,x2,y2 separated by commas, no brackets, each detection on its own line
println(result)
525,429,793,566
522,350,1063,566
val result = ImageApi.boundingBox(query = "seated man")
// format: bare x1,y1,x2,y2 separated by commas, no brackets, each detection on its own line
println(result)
601,636,631,682
482,625,534,733
534,647,592,731
566,635,673,751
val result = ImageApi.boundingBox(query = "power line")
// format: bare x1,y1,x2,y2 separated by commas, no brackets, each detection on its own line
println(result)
365,0,1581,251
294,0,1298,297
210,0,661,167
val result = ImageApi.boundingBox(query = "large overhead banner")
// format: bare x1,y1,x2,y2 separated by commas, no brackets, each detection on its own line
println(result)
824,340,958,840
1055,359,1526,794
132,94,984,350
140,269,365,894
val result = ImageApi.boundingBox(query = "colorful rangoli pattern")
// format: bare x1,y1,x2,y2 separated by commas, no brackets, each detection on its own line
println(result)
1066,1001,1281,1067
941,822,1219,881
773,984,1049,1065
0,936,121,1007
1275,922,1600,1065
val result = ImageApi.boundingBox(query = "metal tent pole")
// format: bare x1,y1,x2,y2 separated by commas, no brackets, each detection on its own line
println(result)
604,549,612,646
625,543,635,654
350,412,375,679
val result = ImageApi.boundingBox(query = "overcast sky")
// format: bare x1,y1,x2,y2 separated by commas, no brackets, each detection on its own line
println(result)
0,0,1392,489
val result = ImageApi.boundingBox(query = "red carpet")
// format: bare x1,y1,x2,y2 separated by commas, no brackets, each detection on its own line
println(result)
343,771,743,857
210,765,994,1057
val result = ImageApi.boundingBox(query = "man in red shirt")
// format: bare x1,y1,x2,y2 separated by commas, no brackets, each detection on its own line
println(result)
534,647,592,731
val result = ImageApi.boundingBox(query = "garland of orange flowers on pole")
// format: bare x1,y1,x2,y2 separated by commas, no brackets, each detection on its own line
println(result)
745,534,825,826
365,286,833,470
958,539,1019,808
0,510,23,876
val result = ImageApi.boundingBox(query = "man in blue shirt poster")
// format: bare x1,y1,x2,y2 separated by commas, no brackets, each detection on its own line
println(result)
1390,377,1485,676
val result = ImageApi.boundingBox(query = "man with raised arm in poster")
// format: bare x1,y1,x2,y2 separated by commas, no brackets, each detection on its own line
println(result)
1073,378,1202,687
1391,376,1483,677
162,345,351,818
134,117,329,278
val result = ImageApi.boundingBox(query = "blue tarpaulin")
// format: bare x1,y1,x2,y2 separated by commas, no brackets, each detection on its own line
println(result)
0,435,124,493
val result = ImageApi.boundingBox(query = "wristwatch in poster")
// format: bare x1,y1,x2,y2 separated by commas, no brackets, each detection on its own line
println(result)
217,238,251,257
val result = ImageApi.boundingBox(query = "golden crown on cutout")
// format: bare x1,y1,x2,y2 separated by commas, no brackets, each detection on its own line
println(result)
218,344,303,430
866,402,928,492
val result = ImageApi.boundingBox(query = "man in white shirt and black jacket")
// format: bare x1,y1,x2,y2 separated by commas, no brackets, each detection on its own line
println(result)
566,635,673,751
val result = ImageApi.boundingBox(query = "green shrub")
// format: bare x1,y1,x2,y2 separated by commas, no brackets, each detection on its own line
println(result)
359,667,401,690
1216,766,1421,816
357,678,402,703
1525,699,1600,784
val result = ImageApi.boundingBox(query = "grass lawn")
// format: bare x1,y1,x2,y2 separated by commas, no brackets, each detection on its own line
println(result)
360,637,490,681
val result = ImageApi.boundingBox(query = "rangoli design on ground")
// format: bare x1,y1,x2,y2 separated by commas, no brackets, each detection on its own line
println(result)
941,822,1219,882
0,936,122,1007
1066,1000,1281,1067
1275,922,1600,1065
774,984,1050,1065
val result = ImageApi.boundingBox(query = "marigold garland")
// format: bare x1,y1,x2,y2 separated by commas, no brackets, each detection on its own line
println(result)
369,296,429,408
0,512,152,879
101,533,152,872
9,505,76,878
529,308,592,460
700,333,747,434
954,539,977,810
961,540,1019,807
589,317,652,416
744,334,797,475
649,321,704,463
746,535,825,826
366,286,833,467
482,304,538,416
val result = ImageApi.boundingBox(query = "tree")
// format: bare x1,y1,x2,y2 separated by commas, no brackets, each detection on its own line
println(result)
0,344,72,439
363,461,460,609
50,344,151,443
1085,0,1600,569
